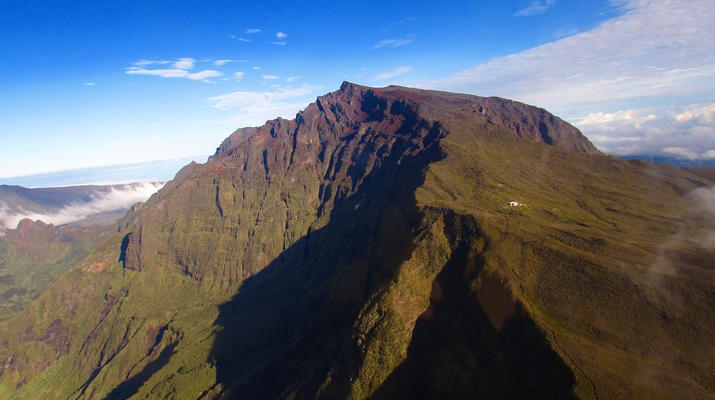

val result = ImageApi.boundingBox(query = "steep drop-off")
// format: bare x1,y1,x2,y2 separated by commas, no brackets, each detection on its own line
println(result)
0,83,712,400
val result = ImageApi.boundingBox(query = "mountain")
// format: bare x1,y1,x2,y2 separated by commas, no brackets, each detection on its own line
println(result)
620,154,715,168
0,220,112,320
0,83,713,399
0,182,164,233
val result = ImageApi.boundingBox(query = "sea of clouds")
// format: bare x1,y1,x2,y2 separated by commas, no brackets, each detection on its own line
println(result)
0,182,163,231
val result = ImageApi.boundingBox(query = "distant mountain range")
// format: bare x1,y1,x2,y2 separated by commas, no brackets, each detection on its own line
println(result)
620,154,715,168
0,83,712,399
0,182,164,232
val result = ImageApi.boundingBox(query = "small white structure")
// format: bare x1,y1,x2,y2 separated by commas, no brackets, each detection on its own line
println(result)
508,200,520,207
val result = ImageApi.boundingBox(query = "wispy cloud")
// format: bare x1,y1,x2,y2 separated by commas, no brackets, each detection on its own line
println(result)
208,85,319,109
285,76,300,82
372,66,412,82
132,59,171,67
207,85,321,128
276,31,287,39
262,74,280,80
246,28,261,34
234,71,244,81
271,41,286,46
84,82,96,87
372,36,414,49
514,0,556,17
0,182,163,230
214,59,246,66
173,57,195,70
125,57,223,82
552,27,578,38
429,0,715,157
126,67,222,81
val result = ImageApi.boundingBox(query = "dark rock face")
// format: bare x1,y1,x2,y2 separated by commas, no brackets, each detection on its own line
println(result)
109,82,593,397
120,82,595,290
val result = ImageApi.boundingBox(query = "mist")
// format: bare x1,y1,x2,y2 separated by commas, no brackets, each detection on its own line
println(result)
0,182,163,230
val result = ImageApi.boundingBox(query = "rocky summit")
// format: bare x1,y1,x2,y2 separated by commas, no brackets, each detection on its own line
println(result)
0,83,712,399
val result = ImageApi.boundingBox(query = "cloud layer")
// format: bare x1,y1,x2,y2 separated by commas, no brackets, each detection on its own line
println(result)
0,182,163,230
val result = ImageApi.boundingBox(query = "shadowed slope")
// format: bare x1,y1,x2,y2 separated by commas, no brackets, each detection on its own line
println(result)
0,83,712,400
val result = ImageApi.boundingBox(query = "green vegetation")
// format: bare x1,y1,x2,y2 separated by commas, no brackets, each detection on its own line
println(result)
0,83,712,399
0,221,111,319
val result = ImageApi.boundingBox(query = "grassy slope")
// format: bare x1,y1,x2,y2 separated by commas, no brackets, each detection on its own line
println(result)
0,224,111,320
0,86,712,399
417,124,715,399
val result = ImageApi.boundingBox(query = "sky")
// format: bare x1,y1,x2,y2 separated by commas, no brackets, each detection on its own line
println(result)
1,0,713,185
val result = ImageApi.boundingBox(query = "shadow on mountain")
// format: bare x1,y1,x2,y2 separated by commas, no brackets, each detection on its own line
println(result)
209,114,575,398
209,126,442,398
104,342,177,400
371,220,576,399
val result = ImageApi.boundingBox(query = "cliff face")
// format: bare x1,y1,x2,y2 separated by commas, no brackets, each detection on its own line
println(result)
0,83,713,400
119,82,596,289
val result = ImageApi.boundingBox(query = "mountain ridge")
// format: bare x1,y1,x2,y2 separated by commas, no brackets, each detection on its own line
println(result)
0,83,712,399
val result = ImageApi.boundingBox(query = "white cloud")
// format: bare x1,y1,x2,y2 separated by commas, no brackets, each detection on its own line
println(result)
372,66,412,82
429,0,715,157
575,109,657,130
252,66,261,70
662,147,699,160
207,85,321,128
186,70,222,81
173,57,195,70
132,60,171,67
372,37,414,49
271,41,286,46
285,76,300,82
126,67,223,81
246,28,261,34
514,0,556,16
125,58,223,82
674,103,715,123
234,71,244,80
574,103,715,157
276,31,287,39
262,74,280,80
214,59,236,66
0,182,163,230
84,82,96,86
208,85,320,109
126,68,188,78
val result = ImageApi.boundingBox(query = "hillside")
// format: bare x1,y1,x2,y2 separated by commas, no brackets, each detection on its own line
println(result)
0,83,712,399
0,220,112,319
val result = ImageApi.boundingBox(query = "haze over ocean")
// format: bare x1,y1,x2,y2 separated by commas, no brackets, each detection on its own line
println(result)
0,156,206,187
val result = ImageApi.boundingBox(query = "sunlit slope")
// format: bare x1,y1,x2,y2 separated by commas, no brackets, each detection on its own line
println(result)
0,83,712,400
0,220,111,319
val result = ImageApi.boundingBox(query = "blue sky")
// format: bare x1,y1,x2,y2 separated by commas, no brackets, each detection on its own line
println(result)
1,0,714,184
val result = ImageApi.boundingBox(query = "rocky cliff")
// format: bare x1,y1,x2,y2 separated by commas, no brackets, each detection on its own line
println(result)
0,83,712,400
